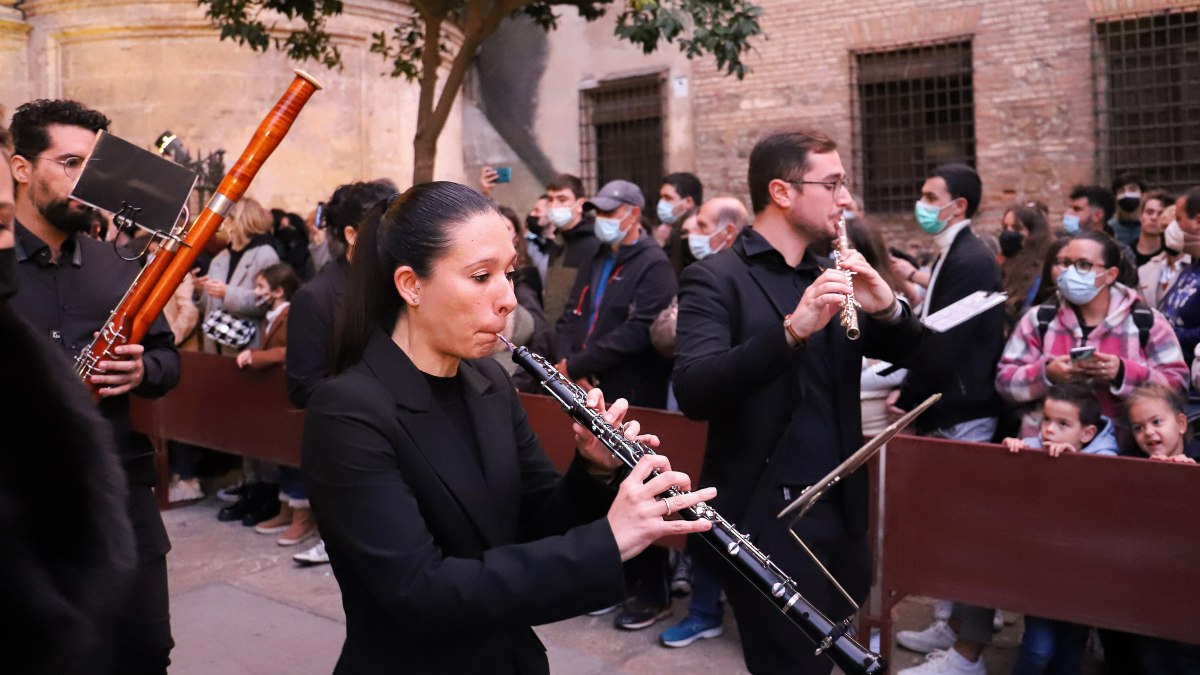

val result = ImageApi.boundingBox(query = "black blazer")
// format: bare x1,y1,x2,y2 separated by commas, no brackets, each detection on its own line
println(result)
895,225,1005,432
302,330,626,674
673,229,931,535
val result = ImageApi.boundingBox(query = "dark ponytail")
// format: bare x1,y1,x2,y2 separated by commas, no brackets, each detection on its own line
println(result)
335,181,498,371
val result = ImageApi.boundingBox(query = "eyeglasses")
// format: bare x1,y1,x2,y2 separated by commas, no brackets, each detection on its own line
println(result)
1053,257,1105,273
32,155,86,180
787,176,851,194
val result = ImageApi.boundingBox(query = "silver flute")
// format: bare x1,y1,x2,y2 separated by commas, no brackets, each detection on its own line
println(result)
833,215,861,340
498,336,886,675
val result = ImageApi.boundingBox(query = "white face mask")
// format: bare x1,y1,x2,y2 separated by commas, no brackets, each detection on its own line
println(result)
1165,220,1185,252
548,206,574,228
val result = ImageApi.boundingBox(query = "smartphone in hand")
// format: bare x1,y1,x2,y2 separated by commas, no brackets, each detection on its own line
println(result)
495,166,511,184
1069,346,1096,362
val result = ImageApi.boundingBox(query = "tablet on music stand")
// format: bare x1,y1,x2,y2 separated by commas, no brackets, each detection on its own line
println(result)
70,130,198,234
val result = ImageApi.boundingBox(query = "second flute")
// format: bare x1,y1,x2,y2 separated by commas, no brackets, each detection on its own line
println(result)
833,215,861,340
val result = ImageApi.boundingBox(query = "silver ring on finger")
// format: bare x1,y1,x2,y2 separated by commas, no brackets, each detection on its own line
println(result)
663,496,673,517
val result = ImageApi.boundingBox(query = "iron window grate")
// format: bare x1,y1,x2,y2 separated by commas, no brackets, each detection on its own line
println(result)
579,74,666,204
852,40,977,214
1093,8,1200,195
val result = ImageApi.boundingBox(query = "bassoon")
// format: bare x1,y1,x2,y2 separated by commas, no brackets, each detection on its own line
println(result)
75,70,322,388
498,336,887,675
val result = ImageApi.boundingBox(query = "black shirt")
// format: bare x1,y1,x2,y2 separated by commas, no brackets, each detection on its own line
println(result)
1134,241,1164,267
10,221,180,483
422,370,482,465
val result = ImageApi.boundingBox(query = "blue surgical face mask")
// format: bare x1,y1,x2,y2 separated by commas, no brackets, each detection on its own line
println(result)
657,199,678,225
914,200,950,234
1057,266,1102,305
548,206,574,228
688,231,723,260
1062,213,1081,235
595,214,628,244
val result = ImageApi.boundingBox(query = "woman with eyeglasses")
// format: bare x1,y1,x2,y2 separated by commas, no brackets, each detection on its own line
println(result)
996,230,1189,449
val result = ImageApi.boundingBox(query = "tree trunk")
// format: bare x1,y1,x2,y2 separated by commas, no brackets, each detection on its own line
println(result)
412,128,438,185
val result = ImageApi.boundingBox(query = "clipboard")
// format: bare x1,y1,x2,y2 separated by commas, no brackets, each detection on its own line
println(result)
922,290,1007,332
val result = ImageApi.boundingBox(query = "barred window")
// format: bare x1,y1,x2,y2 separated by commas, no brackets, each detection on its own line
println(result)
852,40,976,214
579,74,665,203
1093,9,1200,194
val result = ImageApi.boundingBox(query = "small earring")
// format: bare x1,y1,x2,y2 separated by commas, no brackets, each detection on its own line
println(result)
411,297,419,306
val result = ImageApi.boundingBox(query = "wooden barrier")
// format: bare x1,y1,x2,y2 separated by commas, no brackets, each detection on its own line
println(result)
135,354,1200,663
862,434,1200,663
132,351,708,547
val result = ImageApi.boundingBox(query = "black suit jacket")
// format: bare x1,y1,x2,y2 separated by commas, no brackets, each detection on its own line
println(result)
302,330,626,674
895,225,1005,432
673,228,931,535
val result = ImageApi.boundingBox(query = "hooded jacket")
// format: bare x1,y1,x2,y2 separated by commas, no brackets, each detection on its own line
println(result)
997,283,1188,440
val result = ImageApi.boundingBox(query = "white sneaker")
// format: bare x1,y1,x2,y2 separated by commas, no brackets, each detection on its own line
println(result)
896,620,957,654
293,539,329,566
898,649,986,674
168,477,204,503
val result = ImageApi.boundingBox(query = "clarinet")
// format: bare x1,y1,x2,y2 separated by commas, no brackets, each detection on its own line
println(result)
499,337,886,675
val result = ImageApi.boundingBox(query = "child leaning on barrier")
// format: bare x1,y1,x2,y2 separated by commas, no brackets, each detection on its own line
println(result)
1123,383,1200,464
1001,385,1116,675
1001,383,1118,458
1121,384,1200,673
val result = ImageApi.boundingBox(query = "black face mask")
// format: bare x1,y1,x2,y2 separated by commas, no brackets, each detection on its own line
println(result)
525,214,544,237
1118,196,1142,213
999,229,1024,258
0,247,16,299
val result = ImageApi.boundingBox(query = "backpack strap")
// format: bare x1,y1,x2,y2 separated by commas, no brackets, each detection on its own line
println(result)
1131,300,1154,351
1035,303,1057,344
1035,299,1152,350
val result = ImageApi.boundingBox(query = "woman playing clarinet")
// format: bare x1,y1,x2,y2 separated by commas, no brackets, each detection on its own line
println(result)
301,181,715,674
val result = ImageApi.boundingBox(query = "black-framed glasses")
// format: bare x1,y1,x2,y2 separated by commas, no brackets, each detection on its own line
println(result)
787,176,851,194
33,155,86,180
1053,257,1104,273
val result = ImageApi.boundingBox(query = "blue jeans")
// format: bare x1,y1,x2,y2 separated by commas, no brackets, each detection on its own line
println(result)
279,466,308,507
686,550,723,625
1011,616,1089,675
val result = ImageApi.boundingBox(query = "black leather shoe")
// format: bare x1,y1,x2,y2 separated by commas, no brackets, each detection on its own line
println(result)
241,483,281,527
217,494,252,522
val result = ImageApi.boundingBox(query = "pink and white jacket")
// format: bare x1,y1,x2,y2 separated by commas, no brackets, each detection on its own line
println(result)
995,283,1188,439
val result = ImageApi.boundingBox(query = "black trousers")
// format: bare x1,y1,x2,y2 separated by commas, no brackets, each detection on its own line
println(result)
108,485,173,674
718,492,870,675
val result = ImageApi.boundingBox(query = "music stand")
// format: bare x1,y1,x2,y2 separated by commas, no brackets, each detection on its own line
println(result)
71,130,198,256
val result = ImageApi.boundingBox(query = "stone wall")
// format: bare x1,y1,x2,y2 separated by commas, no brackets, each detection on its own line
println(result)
0,0,464,213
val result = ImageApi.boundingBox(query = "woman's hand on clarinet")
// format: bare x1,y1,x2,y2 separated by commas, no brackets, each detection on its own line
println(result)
573,387,636,473
607,455,716,562
838,249,898,315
